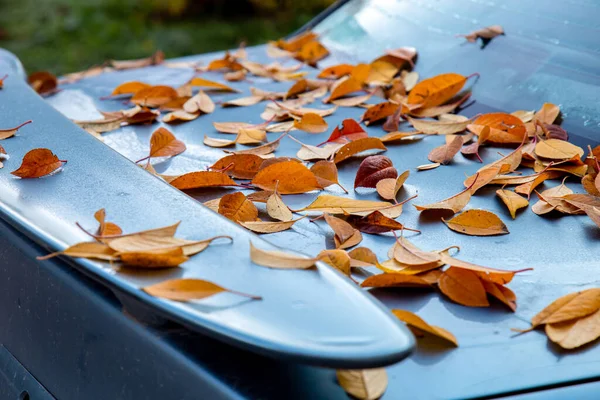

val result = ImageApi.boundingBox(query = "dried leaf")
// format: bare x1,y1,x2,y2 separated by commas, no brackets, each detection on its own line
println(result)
392,309,458,346
11,148,66,178
428,136,463,164
162,110,200,123
361,273,435,289
28,71,58,95
348,247,379,267
320,119,367,145
325,78,363,102
0,120,32,140
354,155,398,189
336,369,388,400
37,241,118,262
317,64,354,79
218,192,259,222
110,50,164,70
409,93,472,118
293,112,328,133
414,183,472,213
317,249,352,276
334,138,387,164
267,191,293,221
240,219,300,233
119,247,189,268
297,195,392,215
310,160,347,192
236,129,267,145
251,161,320,194
335,229,363,250
496,189,529,219
407,116,473,135
535,139,584,161
442,209,509,236
535,103,560,125
461,125,490,162
349,210,418,234
94,208,122,236
222,95,264,107
295,40,329,65
375,170,409,201
169,171,238,190
407,73,468,109
291,136,340,161
131,85,178,107
361,102,399,125
143,278,260,301
468,113,527,144
110,81,150,96
331,93,373,107
438,267,490,307
525,289,600,331
324,213,356,245
189,77,239,92
203,135,237,148
210,154,264,179
545,309,600,349
140,127,186,162
226,132,286,156
439,253,528,284
183,91,215,114
482,281,517,312
459,25,504,43
392,237,441,266
250,242,316,269
416,163,441,171
213,121,256,134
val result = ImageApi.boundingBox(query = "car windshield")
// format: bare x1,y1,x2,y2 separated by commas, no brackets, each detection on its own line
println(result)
314,0,600,142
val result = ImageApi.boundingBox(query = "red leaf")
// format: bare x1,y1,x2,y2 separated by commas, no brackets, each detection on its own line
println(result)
354,155,398,189
318,119,366,146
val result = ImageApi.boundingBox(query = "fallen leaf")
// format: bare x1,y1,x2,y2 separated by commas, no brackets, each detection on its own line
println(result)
11,148,66,178
189,77,239,92
110,81,150,96
392,309,458,346
407,116,473,135
361,273,436,289
251,161,320,194
376,170,410,201
210,154,264,179
461,125,490,163
392,237,441,266
119,247,189,268
162,110,200,123
428,135,463,164
331,93,373,107
110,50,164,70
267,191,293,221
183,91,215,114
250,242,317,269
94,208,122,236
37,241,117,262
293,112,328,133
222,95,264,107
324,213,356,246
325,77,363,102
407,73,469,109
131,85,178,107
317,64,354,79
496,189,529,219
348,247,379,267
360,102,399,125
295,40,329,65
28,71,58,95
468,113,527,144
545,308,600,349
334,138,387,164
416,163,441,171
320,118,367,145
414,182,473,213
236,129,267,145
409,93,472,118
354,155,398,189
438,267,490,307
291,136,340,161
336,369,388,400
458,25,504,43
317,249,352,276
439,253,529,285
218,192,259,222
169,171,238,190
349,210,419,234
226,132,287,156
240,219,300,233
297,195,393,215
335,229,363,250
203,135,237,148
443,209,509,236
535,139,584,161
534,103,561,125
138,127,186,163
0,120,32,140
310,160,347,192
482,281,517,311
213,121,256,134
143,278,261,301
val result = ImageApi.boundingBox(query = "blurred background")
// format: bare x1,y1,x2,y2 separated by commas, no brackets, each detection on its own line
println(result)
0,0,335,75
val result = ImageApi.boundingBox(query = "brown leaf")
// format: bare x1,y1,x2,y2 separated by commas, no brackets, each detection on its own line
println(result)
458,25,504,42
349,210,418,234
94,208,122,236
324,213,356,245
210,154,264,179
310,160,347,192
28,71,58,95
250,242,316,269
392,237,441,266
225,132,286,156
468,113,527,144
392,309,458,346
335,229,363,250
414,183,473,213
317,249,352,276
0,120,32,140
428,135,463,164
11,148,66,178
218,192,259,222
317,64,354,79
482,281,517,312
183,91,215,114
297,195,393,215
496,189,529,219
131,85,178,107
119,247,189,268
240,219,300,233
139,127,186,162
438,267,490,307
535,139,584,161
442,209,509,236
376,170,410,200
336,369,388,400
354,155,398,189
293,112,328,133
251,161,320,194
169,171,238,190
407,116,473,135
143,278,261,301
409,93,472,118
203,135,236,148
334,137,387,164
361,272,438,289
189,77,239,92
325,77,363,102
360,102,399,125
407,73,468,109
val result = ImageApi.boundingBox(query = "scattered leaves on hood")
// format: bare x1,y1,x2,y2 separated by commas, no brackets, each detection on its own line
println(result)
443,209,509,236
392,309,458,346
468,113,527,144
143,278,261,301
336,368,388,400
11,148,66,178
354,155,398,189
250,242,317,269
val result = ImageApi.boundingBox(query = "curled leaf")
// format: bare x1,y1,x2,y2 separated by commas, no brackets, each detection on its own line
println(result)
392,309,458,346
218,192,259,222
336,369,388,400
376,170,410,200
250,242,316,269
334,137,387,164
428,135,463,164
442,209,509,236
354,155,398,189
438,267,490,307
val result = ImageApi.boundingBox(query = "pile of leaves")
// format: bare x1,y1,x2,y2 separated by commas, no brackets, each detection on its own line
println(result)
1,26,596,399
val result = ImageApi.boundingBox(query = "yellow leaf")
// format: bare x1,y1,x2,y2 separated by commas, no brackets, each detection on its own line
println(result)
376,170,410,200
218,192,258,222
237,128,267,145
535,139,584,161
296,195,392,215
249,242,317,269
414,184,472,213
189,77,239,92
336,369,388,400
545,308,600,349
266,191,293,221
529,288,600,330
317,249,352,276
183,91,215,114
293,112,328,133
496,189,529,219
442,209,509,236
162,110,200,123
119,247,189,268
222,95,264,107
143,278,261,301
324,213,356,245
392,309,458,346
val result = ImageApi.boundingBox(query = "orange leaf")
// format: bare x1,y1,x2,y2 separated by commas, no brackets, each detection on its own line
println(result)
333,137,387,164
407,73,468,109
496,189,529,219
310,160,347,192
251,161,320,194
210,154,264,180
529,288,600,329
0,120,32,140
11,148,66,178
94,208,122,237
361,273,437,289
468,113,527,144
141,127,186,162
143,278,260,301
28,71,57,95
110,81,150,96
325,78,363,102
119,247,189,268
545,309,600,349
189,77,239,92
218,192,258,222
293,112,328,133
319,118,367,145
438,267,490,307
439,252,529,285
295,40,329,65
317,64,354,79
482,281,517,312
442,209,509,236
376,170,410,200
392,309,458,346
360,102,399,125
131,85,178,107
169,171,238,190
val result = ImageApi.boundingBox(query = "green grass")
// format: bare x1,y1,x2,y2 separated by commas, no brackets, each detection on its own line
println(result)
0,0,316,75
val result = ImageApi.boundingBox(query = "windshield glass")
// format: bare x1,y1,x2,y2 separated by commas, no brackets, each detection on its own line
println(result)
314,0,600,142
